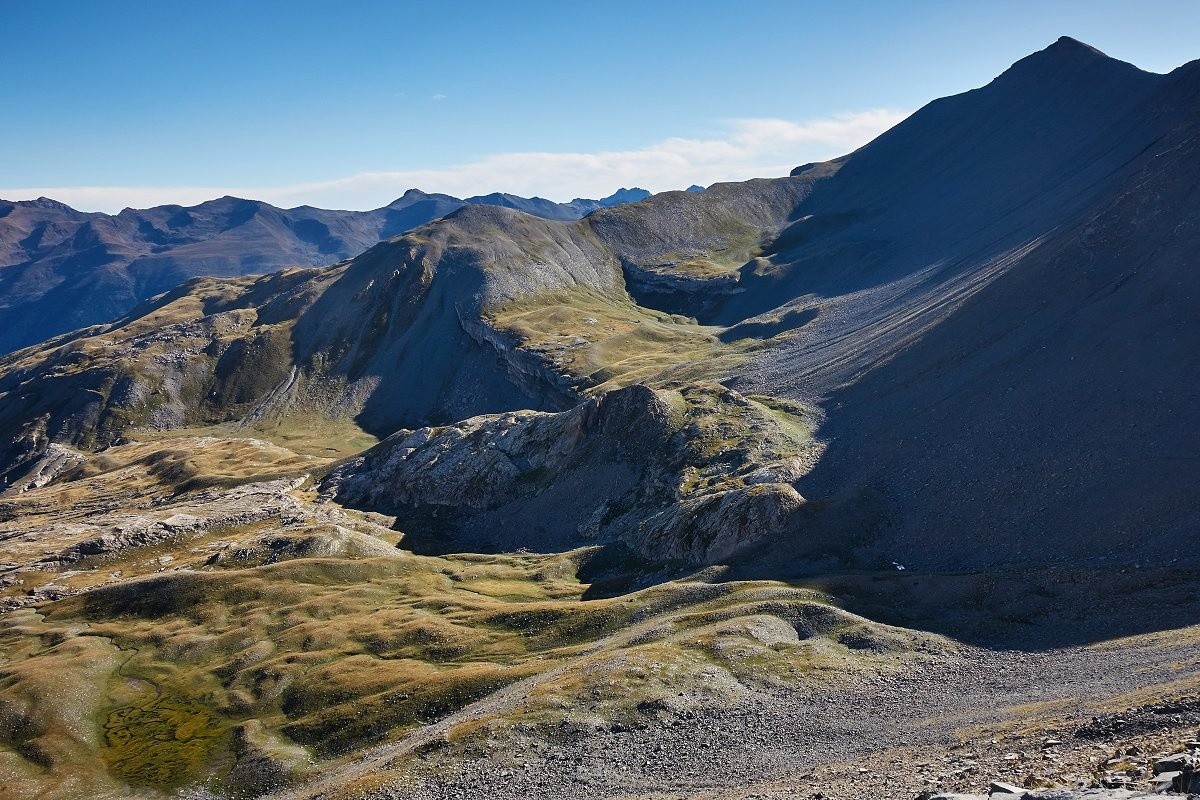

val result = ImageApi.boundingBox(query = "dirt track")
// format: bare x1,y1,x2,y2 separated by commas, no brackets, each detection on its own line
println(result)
299,623,1200,800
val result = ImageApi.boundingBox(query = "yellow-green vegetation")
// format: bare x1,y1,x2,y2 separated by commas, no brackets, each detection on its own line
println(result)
685,386,809,458
0,267,358,461
141,415,379,460
0,390,914,799
103,689,228,789
0,274,271,379
0,434,936,799
746,394,817,443
0,437,326,606
669,385,815,496
489,288,757,391
0,624,126,799
238,416,378,460
109,438,320,491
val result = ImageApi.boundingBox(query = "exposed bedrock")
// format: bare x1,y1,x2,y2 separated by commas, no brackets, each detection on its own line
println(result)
323,382,818,567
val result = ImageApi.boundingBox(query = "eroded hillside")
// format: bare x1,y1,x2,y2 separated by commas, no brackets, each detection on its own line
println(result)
0,175,820,486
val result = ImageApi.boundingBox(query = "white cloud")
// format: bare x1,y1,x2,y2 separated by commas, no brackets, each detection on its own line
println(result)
431,94,447,102
0,110,908,213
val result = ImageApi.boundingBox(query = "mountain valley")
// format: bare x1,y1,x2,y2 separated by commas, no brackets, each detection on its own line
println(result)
1,37,1199,800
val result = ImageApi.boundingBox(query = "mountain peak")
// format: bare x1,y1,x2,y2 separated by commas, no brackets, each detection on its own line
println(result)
1047,35,1108,57
194,195,257,209
598,187,651,206
1003,36,1124,76
24,197,79,212
982,34,1151,95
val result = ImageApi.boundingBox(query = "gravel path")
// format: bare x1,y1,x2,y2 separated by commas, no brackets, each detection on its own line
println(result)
278,631,1200,800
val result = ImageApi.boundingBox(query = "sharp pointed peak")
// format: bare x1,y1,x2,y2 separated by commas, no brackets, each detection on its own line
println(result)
1015,36,1115,71
1045,36,1108,57
988,35,1150,88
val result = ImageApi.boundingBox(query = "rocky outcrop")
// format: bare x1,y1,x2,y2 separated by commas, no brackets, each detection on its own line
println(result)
323,383,818,565
0,439,405,611
4,443,84,493
58,476,309,562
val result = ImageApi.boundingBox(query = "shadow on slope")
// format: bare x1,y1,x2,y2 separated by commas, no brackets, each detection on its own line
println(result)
774,565,1200,651
708,37,1168,328
722,56,1200,651
718,307,817,343
285,205,625,436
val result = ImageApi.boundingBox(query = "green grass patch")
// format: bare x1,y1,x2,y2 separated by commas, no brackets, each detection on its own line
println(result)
103,688,229,790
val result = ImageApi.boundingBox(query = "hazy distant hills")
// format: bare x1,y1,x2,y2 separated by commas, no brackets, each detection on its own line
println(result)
0,187,649,354
463,187,651,220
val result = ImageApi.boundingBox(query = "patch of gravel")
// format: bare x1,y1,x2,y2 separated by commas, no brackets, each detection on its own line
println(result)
332,636,1200,800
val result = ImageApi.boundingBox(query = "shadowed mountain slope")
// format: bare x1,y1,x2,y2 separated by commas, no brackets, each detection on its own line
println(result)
0,188,649,355
754,55,1200,575
689,39,1174,353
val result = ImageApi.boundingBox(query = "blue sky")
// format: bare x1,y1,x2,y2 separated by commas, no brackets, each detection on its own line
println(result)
3,0,1199,211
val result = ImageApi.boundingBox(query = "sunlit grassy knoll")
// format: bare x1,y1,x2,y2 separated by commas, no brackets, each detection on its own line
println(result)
0,277,257,373
133,414,378,461
488,288,755,392
654,224,764,279
0,437,328,604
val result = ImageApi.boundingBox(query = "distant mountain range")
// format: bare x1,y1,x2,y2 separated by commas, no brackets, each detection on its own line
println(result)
0,187,650,354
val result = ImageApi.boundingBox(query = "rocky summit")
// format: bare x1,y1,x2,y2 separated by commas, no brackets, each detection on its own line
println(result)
1,34,1200,800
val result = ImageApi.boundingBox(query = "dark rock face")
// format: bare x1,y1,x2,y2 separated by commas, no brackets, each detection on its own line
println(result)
733,42,1200,575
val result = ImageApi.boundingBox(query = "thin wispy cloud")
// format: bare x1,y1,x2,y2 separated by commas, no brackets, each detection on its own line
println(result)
1,110,907,213
431,94,447,102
